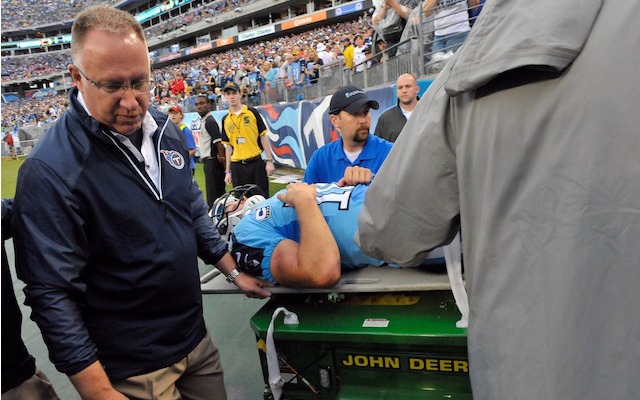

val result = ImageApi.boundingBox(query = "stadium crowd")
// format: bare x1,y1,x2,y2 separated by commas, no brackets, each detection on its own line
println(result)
144,0,258,38
1,53,72,82
1,93,68,128
1,0,115,30
2,16,373,129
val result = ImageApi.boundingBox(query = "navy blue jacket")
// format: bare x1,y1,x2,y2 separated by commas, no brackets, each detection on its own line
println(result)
12,88,228,380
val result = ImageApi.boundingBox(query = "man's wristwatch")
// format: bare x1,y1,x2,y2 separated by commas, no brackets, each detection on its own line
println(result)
226,268,240,283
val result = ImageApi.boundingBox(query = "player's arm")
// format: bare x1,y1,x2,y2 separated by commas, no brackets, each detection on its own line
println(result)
270,183,340,287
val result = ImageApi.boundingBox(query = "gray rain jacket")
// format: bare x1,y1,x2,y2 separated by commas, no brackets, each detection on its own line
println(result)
357,0,640,398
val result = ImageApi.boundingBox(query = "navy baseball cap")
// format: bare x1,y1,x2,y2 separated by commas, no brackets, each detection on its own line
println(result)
329,85,379,115
223,82,241,92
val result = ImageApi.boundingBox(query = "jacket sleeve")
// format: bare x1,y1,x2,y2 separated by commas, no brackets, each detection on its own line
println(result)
373,113,386,138
357,73,461,267
190,178,229,265
12,159,99,376
205,115,222,142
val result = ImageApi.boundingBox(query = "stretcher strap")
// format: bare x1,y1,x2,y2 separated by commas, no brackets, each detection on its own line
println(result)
444,232,469,328
266,307,300,400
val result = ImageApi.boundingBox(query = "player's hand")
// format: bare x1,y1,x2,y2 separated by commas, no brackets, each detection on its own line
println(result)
224,172,233,185
234,273,272,298
338,166,373,186
277,183,317,207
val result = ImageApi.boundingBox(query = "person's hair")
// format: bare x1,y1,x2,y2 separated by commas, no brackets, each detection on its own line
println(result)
196,94,210,103
71,6,146,64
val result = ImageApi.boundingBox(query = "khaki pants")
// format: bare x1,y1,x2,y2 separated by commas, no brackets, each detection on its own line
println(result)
2,368,60,400
112,331,227,400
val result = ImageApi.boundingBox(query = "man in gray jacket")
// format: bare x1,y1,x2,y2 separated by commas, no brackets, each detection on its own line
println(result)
357,0,639,398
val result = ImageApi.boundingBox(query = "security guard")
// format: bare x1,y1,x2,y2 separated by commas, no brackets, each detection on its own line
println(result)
221,82,275,196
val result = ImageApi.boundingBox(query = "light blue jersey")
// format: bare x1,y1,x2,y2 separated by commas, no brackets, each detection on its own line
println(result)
231,183,385,284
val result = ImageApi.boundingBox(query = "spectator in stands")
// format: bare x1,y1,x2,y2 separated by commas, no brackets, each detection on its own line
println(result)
341,37,355,69
363,44,377,67
352,35,368,73
371,0,419,57
305,47,323,84
287,50,307,89
424,0,475,61
316,42,333,66
262,60,279,102
331,44,345,65
276,53,292,96
374,38,388,63
170,72,186,95
374,73,420,142
304,85,392,184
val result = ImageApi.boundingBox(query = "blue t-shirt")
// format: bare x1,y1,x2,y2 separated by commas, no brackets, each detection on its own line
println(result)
303,134,393,184
231,184,385,284
180,124,197,171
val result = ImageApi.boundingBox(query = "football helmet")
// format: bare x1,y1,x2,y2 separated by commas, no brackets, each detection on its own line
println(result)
209,184,266,242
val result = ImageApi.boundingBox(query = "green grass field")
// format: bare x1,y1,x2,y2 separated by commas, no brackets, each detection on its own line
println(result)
2,158,287,200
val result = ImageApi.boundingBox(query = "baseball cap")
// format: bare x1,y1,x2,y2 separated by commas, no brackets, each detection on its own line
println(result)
329,85,379,115
316,43,326,52
168,105,182,113
223,82,241,92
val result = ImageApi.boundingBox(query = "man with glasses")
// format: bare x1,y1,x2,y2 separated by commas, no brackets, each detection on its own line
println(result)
12,6,270,400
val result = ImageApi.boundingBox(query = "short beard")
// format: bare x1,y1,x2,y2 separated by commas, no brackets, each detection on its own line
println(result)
353,128,369,142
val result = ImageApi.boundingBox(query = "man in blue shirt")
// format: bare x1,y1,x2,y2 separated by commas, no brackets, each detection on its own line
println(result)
168,105,196,174
303,85,393,184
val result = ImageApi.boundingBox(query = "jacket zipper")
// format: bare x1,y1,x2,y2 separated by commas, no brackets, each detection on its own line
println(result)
100,120,169,204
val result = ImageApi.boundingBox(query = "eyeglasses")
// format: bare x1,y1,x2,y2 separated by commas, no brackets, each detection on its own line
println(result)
75,66,154,96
